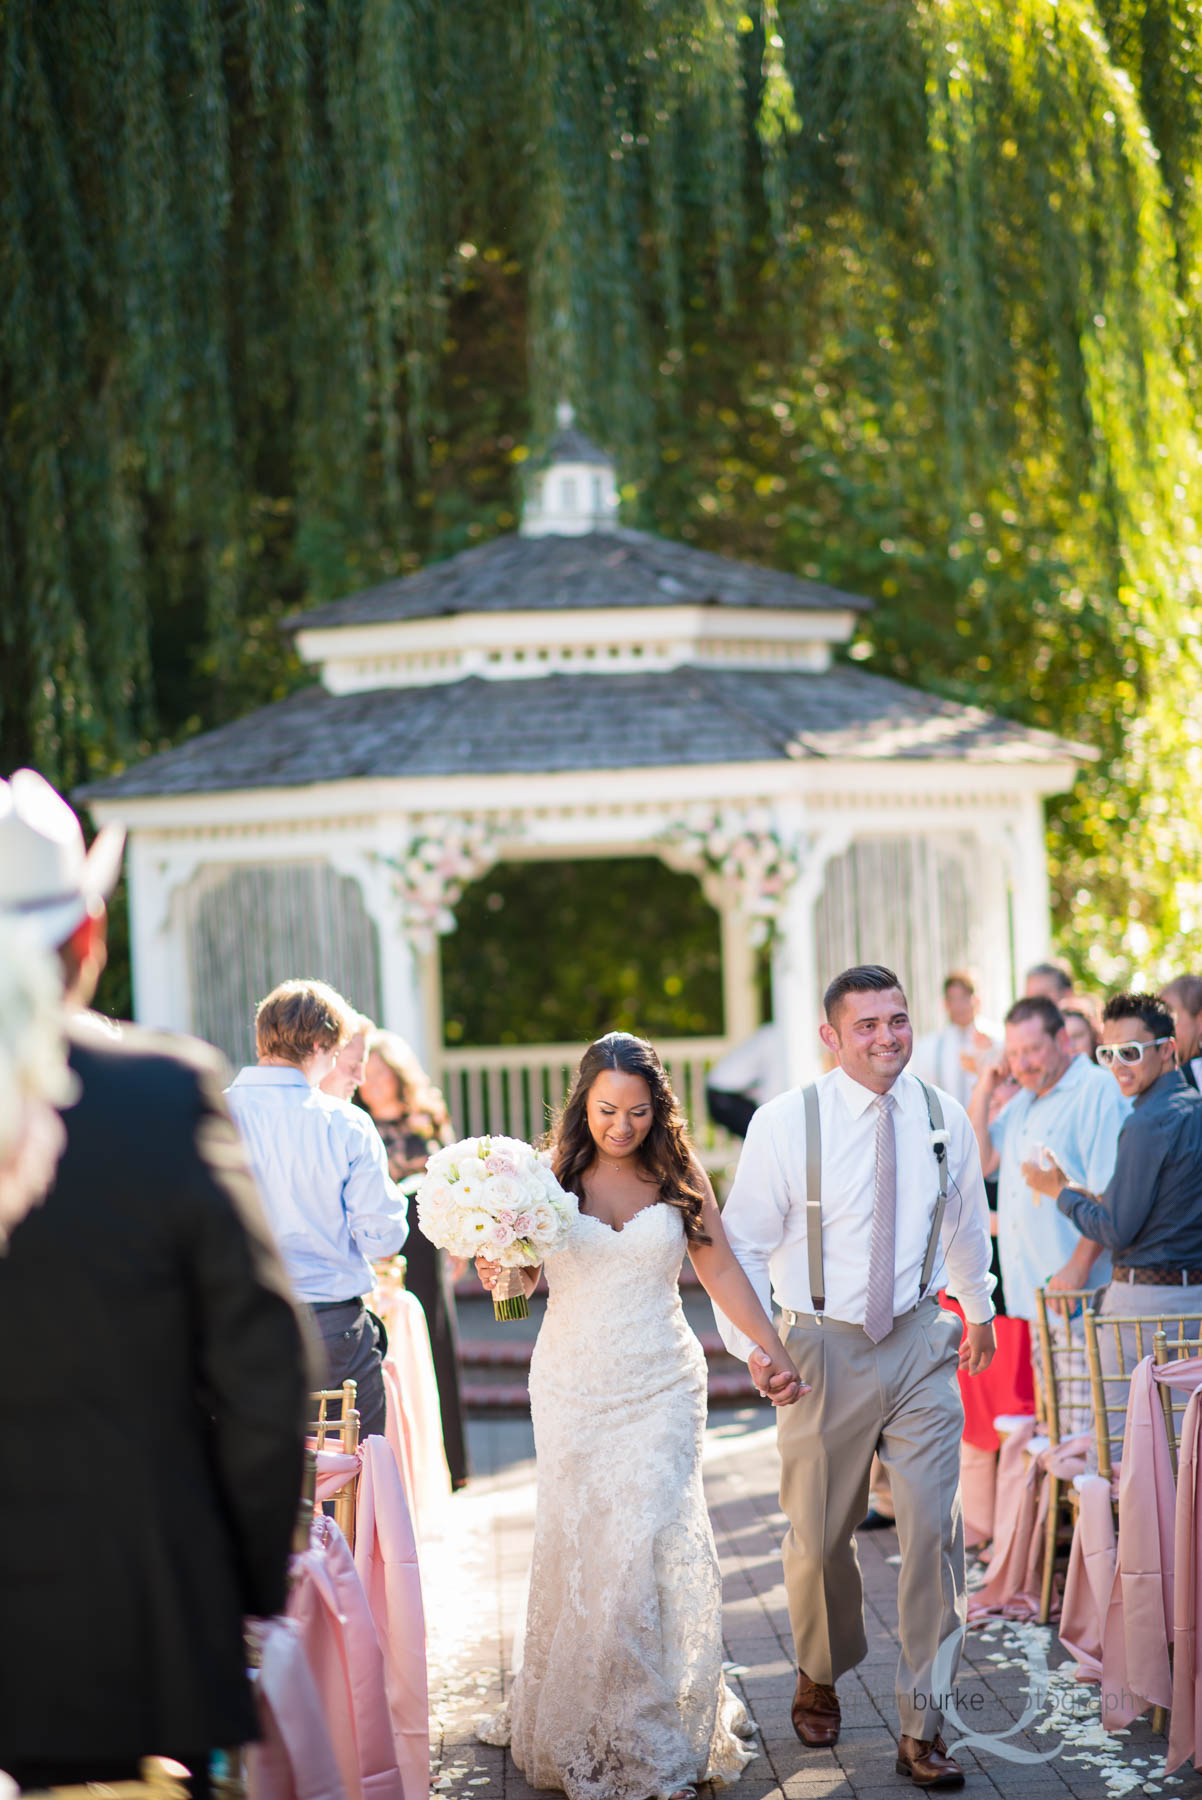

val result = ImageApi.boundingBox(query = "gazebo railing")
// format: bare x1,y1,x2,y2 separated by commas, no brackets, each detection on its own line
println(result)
435,1036,740,1179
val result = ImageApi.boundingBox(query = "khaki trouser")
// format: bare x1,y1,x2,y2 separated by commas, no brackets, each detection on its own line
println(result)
776,1297,966,1739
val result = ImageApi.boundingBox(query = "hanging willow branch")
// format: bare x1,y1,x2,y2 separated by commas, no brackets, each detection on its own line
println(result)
2,0,1201,975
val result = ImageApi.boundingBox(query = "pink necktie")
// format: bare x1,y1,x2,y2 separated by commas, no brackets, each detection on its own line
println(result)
863,1092,897,1344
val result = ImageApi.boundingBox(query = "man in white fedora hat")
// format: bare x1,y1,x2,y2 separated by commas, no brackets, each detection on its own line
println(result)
0,766,126,997
0,769,309,1796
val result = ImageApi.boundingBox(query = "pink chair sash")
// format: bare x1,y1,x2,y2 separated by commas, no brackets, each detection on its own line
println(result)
967,1422,1089,1622
374,1284,452,1539
1058,1475,1116,1682
960,1441,997,1550
288,1517,406,1800
355,1436,430,1800
246,1618,344,1800
313,1447,362,1502
1101,1355,1202,1728
1168,1386,1202,1771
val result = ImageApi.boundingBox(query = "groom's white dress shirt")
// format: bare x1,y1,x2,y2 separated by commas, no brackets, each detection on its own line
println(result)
715,1064,996,1359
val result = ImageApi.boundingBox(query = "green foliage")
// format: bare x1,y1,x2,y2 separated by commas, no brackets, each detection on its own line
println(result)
441,859,723,1045
5,0,1202,988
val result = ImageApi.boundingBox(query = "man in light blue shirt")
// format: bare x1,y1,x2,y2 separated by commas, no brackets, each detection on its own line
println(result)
969,994,1130,1320
226,978,408,1435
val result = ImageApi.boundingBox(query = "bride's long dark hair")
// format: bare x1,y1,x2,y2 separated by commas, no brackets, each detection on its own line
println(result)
550,1032,710,1244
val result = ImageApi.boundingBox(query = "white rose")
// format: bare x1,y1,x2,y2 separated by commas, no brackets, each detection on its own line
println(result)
527,1204,556,1240
487,1175,523,1212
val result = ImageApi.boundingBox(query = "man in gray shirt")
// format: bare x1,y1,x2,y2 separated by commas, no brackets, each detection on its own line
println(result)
1026,991,1202,1309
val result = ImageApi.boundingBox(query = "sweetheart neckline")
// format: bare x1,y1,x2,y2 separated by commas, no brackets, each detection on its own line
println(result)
576,1200,667,1236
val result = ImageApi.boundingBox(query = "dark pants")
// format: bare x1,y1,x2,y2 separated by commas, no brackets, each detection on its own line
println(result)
707,1086,758,1138
8,1756,211,1797
309,1299,387,1438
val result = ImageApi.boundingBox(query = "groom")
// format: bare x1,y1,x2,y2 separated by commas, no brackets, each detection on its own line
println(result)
716,965,996,1789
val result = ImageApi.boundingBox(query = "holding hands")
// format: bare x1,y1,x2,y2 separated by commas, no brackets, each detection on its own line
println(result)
748,1344,810,1407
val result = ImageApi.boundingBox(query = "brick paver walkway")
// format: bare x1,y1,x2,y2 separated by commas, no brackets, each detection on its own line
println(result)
424,1410,1202,1800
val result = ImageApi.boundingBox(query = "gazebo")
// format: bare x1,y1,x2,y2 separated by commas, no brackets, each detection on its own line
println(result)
84,411,1086,1150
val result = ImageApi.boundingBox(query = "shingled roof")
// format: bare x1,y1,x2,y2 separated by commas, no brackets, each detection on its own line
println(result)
82,665,1085,801
285,528,872,632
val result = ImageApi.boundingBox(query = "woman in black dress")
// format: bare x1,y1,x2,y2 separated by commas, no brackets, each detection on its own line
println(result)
358,1032,469,1488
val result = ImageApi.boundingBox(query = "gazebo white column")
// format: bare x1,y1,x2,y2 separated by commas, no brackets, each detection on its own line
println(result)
343,850,430,1061
126,840,197,1034
1002,798,1055,986
770,823,851,1088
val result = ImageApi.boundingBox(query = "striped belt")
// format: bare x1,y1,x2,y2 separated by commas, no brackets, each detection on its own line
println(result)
1112,1266,1202,1287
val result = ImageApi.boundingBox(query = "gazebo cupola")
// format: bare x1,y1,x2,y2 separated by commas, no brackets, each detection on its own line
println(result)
520,402,619,537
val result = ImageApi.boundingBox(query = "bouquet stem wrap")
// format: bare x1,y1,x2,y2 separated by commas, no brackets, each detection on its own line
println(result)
492,1266,530,1322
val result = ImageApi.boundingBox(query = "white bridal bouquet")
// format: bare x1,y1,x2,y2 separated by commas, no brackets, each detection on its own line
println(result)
416,1133,576,1320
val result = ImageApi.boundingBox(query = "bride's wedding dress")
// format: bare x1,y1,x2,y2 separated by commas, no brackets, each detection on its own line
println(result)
479,1200,755,1800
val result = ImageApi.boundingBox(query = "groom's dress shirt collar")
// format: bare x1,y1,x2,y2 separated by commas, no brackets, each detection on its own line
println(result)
713,1064,995,1361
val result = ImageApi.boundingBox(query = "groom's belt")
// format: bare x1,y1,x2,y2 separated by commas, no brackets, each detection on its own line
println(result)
778,1295,937,1331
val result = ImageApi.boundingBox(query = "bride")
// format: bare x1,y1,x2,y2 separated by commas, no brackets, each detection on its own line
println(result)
475,1031,806,1800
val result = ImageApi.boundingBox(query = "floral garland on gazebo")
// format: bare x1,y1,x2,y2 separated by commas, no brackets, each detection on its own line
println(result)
661,809,806,947
376,816,520,952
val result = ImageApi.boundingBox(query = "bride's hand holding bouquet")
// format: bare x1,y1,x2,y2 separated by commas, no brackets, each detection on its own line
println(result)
415,1133,575,1320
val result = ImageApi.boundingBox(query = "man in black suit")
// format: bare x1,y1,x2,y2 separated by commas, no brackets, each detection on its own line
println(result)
0,770,309,1793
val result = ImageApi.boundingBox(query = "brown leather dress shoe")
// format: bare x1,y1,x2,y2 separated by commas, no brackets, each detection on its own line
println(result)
895,1733,965,1788
791,1668,840,1747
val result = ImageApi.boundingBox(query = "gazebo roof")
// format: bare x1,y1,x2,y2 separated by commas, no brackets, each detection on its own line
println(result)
284,527,872,633
82,664,1087,801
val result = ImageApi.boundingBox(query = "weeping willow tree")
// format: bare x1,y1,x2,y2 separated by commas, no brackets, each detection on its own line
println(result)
3,0,1202,982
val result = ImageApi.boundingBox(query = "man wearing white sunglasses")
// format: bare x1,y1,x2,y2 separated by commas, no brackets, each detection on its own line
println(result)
1029,992,1202,1326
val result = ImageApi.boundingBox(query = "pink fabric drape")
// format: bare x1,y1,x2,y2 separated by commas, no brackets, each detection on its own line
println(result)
313,1447,362,1501
1100,1357,1202,1728
1058,1474,1116,1682
960,1441,997,1549
355,1436,430,1800
1168,1386,1202,1772
967,1422,1089,1623
374,1282,452,1539
246,1618,344,1800
287,1517,406,1800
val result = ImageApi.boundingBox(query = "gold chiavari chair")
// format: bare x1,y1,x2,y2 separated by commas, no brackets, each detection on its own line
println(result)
308,1380,361,1549
1033,1286,1099,1624
1082,1308,1202,1484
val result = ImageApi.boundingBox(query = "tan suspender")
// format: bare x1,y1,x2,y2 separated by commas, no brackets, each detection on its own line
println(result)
801,1080,949,1316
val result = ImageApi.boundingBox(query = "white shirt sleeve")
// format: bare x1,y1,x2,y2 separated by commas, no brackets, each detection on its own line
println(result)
936,1100,996,1325
711,1102,793,1361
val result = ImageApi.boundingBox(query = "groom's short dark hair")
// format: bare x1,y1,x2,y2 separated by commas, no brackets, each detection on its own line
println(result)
823,964,908,1025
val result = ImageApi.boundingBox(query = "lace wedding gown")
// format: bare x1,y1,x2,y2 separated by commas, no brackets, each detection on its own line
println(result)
479,1201,756,1800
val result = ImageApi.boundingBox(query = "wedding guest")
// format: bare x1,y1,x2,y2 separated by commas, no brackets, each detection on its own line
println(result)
968,996,1129,1325
359,1031,469,1489
716,966,996,1787
910,970,1002,1108
226,980,407,1436
705,1022,787,1138
321,1010,373,1102
1024,960,1074,1002
1161,974,1202,1091
1062,1006,1100,1061
1027,993,1202,1314
0,770,308,1795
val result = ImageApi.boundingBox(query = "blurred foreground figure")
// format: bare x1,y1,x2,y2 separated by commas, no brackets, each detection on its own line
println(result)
0,771,309,1795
